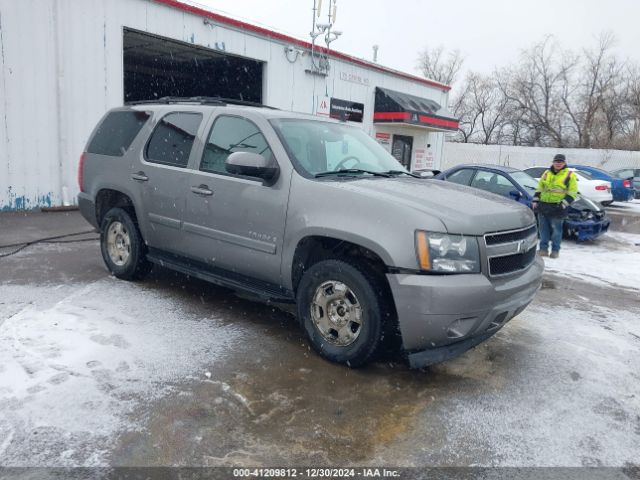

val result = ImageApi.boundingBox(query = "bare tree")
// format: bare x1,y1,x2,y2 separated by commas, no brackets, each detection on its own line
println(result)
417,45,464,86
442,33,637,149
617,65,640,149
451,72,510,144
450,78,481,142
561,32,625,148
498,37,576,147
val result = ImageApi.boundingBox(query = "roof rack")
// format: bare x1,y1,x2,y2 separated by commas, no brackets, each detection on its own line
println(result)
125,96,278,109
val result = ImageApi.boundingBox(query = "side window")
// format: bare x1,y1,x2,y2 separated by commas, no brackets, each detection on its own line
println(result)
526,167,545,178
445,169,475,186
145,112,202,168
471,171,515,197
200,116,273,174
87,110,150,156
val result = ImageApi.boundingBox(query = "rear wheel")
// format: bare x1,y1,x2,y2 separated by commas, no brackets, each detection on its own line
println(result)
296,259,389,367
100,207,151,280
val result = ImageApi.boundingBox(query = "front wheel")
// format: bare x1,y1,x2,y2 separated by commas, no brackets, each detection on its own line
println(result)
100,207,151,280
296,259,389,367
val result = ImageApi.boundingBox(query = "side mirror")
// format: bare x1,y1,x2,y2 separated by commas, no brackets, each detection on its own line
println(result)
226,152,279,184
509,190,522,200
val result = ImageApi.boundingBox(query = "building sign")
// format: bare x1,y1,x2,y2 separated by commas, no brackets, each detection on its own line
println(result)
330,98,364,123
317,95,330,116
413,148,426,170
375,132,390,146
339,71,370,86
425,150,434,169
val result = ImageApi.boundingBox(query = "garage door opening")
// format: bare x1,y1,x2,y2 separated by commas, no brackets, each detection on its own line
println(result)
123,28,263,103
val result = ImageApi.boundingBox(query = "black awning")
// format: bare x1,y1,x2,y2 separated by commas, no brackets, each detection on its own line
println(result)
374,87,459,131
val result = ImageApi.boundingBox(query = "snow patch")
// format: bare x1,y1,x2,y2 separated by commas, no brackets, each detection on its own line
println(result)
543,231,640,291
0,279,243,466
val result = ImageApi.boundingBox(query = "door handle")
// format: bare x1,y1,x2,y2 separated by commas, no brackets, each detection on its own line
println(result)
131,172,149,182
191,185,214,196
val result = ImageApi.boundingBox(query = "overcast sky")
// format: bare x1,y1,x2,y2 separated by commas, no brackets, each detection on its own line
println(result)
193,0,639,85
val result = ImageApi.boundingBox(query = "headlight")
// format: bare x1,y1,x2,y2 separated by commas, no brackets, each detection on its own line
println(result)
415,231,480,273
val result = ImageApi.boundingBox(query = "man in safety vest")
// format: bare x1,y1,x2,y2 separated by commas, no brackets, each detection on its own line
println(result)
532,154,578,258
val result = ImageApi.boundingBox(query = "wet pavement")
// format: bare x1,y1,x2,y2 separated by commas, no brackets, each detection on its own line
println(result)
1,211,639,468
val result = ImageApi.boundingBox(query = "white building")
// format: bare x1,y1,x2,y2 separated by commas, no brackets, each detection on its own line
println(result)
0,0,458,211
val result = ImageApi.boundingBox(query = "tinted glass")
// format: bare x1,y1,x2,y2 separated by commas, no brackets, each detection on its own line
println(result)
615,169,634,178
201,116,272,174
146,113,202,168
271,119,403,176
87,110,150,156
524,167,546,178
581,167,608,178
510,171,538,192
471,171,515,197
445,169,474,185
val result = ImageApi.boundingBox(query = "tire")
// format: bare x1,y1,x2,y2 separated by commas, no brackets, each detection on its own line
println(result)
296,259,390,367
100,207,152,280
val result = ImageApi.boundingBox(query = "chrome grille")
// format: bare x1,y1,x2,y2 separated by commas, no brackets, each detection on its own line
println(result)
485,225,537,245
484,225,538,277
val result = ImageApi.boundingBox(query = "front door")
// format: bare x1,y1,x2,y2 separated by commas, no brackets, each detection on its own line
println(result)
181,114,288,283
391,134,413,169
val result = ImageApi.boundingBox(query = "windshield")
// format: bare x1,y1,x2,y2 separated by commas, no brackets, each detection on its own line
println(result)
271,119,405,177
511,171,539,191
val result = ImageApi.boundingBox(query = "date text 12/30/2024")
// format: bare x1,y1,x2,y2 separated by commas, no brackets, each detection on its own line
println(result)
233,468,400,478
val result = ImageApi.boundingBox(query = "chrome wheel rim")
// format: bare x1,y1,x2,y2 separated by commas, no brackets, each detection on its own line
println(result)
106,221,131,267
310,280,363,346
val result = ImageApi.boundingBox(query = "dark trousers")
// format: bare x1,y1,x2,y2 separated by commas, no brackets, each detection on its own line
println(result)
538,214,564,252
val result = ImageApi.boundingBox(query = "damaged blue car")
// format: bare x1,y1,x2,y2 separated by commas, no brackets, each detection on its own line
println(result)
434,164,610,242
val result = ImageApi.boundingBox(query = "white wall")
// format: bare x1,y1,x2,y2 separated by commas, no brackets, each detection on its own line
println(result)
441,143,640,172
0,0,451,210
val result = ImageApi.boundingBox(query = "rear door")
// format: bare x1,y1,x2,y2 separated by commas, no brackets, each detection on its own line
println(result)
130,111,207,252
181,113,288,283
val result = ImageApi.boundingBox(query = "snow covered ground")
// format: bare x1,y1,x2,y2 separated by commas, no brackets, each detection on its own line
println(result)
606,198,640,215
0,228,639,467
543,231,640,291
0,276,244,466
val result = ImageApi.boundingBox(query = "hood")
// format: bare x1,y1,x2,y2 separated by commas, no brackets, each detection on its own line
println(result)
322,177,535,235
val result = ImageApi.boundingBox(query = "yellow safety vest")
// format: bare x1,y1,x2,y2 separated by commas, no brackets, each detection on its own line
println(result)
536,168,578,204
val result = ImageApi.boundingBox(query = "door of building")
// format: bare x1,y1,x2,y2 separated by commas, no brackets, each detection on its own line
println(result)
391,135,413,169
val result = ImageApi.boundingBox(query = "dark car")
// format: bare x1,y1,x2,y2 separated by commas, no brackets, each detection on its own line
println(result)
435,164,610,241
569,165,634,203
610,168,640,199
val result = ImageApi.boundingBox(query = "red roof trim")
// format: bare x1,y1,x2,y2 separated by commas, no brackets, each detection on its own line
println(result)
373,112,411,121
418,115,459,129
152,0,451,92
373,112,459,130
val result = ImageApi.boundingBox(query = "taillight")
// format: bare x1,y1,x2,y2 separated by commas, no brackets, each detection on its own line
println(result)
623,179,631,188
78,152,86,192
595,185,608,191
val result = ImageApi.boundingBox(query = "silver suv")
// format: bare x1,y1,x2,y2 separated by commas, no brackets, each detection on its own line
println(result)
78,98,543,368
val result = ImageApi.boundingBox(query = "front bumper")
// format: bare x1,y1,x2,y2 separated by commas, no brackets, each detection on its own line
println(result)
564,217,610,242
386,257,543,368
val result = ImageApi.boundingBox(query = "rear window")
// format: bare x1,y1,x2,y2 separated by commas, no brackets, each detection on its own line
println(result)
87,110,150,156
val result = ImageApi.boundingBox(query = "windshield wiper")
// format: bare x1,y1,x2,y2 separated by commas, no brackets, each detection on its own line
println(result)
383,170,420,178
315,169,391,178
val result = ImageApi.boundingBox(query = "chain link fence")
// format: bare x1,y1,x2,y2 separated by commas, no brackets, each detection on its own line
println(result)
441,143,640,172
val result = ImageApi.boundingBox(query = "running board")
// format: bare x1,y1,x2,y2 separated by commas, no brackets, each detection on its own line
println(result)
147,250,295,304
